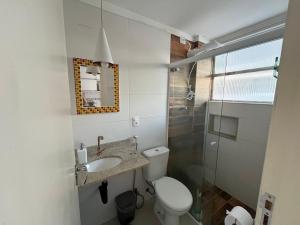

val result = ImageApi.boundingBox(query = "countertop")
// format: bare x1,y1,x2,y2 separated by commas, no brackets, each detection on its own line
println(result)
76,138,149,187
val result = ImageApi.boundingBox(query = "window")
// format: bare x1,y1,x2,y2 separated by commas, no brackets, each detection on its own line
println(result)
212,39,283,102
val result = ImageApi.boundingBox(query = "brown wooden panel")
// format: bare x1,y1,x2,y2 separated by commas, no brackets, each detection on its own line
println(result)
170,34,203,62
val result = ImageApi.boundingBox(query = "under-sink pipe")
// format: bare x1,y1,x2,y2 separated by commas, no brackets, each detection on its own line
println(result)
132,136,145,209
145,180,155,195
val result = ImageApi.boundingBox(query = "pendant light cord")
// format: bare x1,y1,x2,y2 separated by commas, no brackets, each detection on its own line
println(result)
101,0,103,28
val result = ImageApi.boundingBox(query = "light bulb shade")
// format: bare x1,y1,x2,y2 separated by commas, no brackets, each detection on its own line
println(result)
86,65,101,75
94,27,113,64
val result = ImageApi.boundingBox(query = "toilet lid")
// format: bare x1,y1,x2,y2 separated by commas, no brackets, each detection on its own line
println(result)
155,177,193,212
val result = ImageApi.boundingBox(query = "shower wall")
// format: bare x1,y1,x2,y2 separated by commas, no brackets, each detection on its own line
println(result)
168,63,202,176
168,35,209,179
168,34,213,222
168,34,206,157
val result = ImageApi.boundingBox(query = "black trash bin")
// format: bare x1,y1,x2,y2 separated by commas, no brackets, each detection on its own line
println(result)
115,191,137,225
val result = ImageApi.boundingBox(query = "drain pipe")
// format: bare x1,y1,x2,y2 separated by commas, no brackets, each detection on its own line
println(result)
132,136,145,209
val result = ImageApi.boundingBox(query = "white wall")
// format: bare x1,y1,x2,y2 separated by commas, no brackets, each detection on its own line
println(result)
63,0,169,149
255,0,300,224
0,1,80,225
63,0,170,224
205,101,272,209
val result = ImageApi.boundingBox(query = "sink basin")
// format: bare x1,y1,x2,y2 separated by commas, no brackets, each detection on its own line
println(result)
86,157,122,172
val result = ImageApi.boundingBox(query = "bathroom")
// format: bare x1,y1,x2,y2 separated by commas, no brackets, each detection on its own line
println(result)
1,1,300,225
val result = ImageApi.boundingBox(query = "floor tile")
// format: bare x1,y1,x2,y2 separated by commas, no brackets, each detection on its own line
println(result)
103,198,199,225
201,184,256,225
103,186,255,225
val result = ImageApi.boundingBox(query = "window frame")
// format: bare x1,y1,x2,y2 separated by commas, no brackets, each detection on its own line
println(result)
210,38,282,103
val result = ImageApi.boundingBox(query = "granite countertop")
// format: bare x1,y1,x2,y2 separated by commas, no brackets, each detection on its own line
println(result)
76,138,149,187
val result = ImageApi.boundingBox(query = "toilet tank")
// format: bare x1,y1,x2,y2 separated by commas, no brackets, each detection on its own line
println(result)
142,146,169,182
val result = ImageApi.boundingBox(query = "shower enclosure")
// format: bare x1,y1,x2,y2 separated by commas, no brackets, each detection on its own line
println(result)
168,38,283,225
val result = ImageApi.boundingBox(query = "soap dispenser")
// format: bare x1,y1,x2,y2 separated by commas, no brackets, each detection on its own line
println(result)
77,143,87,164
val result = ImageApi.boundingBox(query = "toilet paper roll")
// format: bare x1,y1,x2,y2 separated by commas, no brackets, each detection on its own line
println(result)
224,206,254,225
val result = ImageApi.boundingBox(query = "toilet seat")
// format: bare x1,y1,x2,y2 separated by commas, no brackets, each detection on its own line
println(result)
155,176,193,212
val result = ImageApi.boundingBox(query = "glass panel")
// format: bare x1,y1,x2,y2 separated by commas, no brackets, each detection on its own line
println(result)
185,39,284,225
202,74,225,225
212,70,277,102
168,39,283,225
215,39,283,74
168,58,225,225
214,54,227,74
212,39,283,222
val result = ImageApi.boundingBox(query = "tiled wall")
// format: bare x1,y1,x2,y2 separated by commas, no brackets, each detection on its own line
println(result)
168,35,211,177
63,0,170,224
167,35,212,221
168,64,201,178
167,61,212,182
64,1,169,150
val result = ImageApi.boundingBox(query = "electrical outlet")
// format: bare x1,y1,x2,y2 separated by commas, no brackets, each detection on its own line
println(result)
132,116,140,127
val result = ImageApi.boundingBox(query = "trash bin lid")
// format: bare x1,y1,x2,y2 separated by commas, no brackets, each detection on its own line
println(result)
115,191,136,210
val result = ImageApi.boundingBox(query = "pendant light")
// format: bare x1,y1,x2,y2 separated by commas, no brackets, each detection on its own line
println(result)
86,0,113,74
94,0,113,65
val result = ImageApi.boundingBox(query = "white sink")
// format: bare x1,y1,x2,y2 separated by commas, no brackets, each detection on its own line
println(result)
86,157,122,172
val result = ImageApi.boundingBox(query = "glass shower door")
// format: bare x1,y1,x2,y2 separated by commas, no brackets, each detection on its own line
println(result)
168,38,283,225
168,57,224,224
212,39,283,220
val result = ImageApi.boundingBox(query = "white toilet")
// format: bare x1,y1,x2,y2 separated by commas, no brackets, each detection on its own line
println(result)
142,146,193,225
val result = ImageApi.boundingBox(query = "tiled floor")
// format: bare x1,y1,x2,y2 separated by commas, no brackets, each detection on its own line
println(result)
103,198,199,225
103,186,255,225
201,185,256,225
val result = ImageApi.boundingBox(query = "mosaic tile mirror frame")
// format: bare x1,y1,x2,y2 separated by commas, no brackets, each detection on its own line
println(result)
73,58,120,114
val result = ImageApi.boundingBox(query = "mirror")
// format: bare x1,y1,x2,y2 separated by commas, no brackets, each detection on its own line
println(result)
73,58,119,114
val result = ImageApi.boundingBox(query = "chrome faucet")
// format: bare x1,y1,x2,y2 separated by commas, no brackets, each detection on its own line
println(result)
96,136,105,156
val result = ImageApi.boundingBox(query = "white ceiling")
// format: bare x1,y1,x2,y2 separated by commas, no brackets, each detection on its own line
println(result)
106,0,289,41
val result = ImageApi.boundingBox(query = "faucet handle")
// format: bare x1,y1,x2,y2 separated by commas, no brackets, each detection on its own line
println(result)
96,136,105,156
132,136,138,152
98,136,104,141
